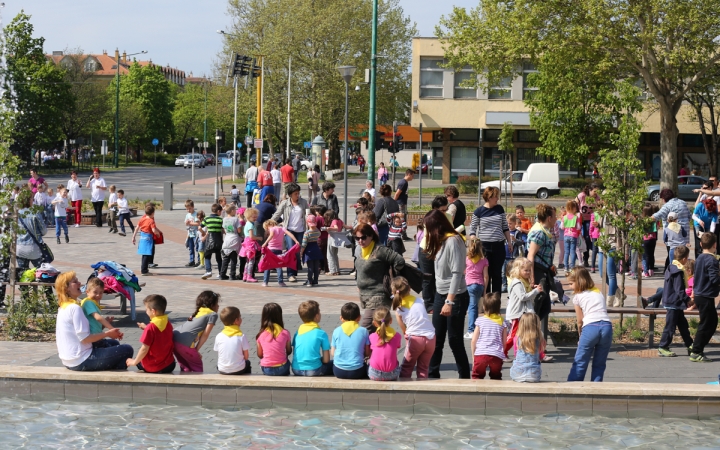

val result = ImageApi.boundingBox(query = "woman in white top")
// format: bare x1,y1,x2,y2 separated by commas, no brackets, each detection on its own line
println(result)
66,171,83,228
55,271,133,371
86,168,107,228
566,267,612,382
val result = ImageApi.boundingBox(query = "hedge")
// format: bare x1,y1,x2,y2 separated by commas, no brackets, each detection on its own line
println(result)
557,178,603,189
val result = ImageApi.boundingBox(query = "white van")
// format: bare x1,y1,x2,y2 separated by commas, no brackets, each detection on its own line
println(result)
480,163,560,199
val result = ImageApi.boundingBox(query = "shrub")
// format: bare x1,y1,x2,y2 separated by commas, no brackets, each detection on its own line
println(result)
141,152,176,166
456,176,499,195
629,329,646,341
558,178,604,189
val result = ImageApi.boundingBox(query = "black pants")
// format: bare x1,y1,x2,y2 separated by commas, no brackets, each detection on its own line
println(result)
306,259,320,284
692,296,718,355
138,360,175,374
205,247,223,273
482,241,506,294
92,201,104,227
417,248,436,313
659,309,693,349
533,262,553,321
428,290,470,379
643,239,656,272
141,242,155,274
333,364,368,379
220,251,238,278
246,192,253,208
220,361,252,375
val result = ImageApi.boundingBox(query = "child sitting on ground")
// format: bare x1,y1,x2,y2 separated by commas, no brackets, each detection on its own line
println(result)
504,258,542,356
509,313,544,383
368,306,402,381
214,306,252,375
331,302,370,379
392,276,436,379
657,245,693,357
81,277,120,348
256,302,292,376
126,295,176,373
172,291,219,372
471,293,507,380
291,300,332,376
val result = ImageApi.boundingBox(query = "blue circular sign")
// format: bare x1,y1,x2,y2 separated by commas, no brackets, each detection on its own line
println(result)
237,143,242,148
152,138,159,146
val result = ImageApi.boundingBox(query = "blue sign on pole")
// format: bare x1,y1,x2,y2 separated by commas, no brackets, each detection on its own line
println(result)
222,158,232,168
303,141,312,149
152,138,159,146
237,142,242,149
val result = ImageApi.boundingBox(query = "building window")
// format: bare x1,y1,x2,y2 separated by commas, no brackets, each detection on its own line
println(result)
84,60,96,72
403,141,418,150
453,66,477,99
483,129,502,142
488,76,512,99
517,130,539,142
450,147,479,181
683,134,704,147
420,58,444,98
517,148,545,171
522,62,538,100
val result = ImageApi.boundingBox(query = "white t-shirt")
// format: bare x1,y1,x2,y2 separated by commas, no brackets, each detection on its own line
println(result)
56,304,93,367
245,166,258,182
396,297,436,339
89,177,106,202
34,191,48,207
108,192,118,210
214,332,250,373
54,196,69,217
364,188,376,199
117,197,129,214
573,290,610,326
286,204,305,233
271,169,282,184
67,179,82,201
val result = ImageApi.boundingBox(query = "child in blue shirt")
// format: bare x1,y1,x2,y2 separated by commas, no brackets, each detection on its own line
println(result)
291,300,332,376
81,277,121,348
331,302,370,379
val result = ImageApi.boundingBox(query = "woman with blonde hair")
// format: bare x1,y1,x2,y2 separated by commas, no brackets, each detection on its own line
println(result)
55,271,133,371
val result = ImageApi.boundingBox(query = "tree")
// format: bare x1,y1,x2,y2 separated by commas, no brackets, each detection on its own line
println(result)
437,0,720,192
2,12,71,164
497,121,514,203
172,82,206,148
684,67,720,177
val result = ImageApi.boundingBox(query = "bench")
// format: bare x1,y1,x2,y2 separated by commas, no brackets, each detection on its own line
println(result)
550,305,715,348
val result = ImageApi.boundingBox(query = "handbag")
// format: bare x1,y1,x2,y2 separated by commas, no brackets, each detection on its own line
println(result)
19,216,54,263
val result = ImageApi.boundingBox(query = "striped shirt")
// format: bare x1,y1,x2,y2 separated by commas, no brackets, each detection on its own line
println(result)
468,205,508,243
202,215,224,234
473,316,506,360
653,198,691,245
387,214,407,241
301,229,321,248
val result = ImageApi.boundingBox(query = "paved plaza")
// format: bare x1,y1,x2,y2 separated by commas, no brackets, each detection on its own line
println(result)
4,168,720,384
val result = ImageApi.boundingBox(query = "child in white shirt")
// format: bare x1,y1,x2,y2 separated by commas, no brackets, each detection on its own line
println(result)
116,189,134,236
214,306,251,375
107,185,119,234
51,188,70,244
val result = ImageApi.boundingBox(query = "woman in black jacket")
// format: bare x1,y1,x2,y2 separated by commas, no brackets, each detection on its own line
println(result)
373,184,399,245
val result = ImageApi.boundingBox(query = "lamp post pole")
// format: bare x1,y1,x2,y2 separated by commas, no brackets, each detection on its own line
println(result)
338,66,356,224
113,50,147,168
366,0,379,181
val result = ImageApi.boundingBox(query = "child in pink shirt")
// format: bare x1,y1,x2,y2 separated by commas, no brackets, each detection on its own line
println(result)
561,200,582,275
589,212,601,273
368,307,402,381
255,302,292,376
465,239,489,337
261,220,300,287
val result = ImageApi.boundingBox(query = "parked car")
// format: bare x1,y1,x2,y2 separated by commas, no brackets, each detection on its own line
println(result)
647,175,707,201
203,154,215,165
175,155,188,167
184,153,206,169
480,163,560,199
226,150,243,163
249,153,270,164
299,156,312,171
414,163,428,175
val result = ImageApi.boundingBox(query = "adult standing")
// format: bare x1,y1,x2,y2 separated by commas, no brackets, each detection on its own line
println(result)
576,184,600,266
468,187,512,293
692,198,718,258
373,184,399,245
653,188,691,269
244,161,259,208
54,272,133,371
28,169,45,195
271,163,282,203
280,159,295,199
352,223,405,330
363,180,376,200
311,181,340,216
394,169,414,241
16,192,47,273
307,165,320,203
254,194,277,241
415,196,449,314
86,168,107,228
526,204,556,335
67,171,83,228
424,209,470,379
271,183,308,282
292,154,301,182
257,164,274,203
445,185,466,234
377,162,388,186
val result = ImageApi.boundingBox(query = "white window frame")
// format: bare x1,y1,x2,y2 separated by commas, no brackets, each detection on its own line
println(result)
420,58,444,98
488,76,513,100
453,66,477,99
522,62,538,100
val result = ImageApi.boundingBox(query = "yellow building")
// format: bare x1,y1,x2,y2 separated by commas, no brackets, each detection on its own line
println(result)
410,37,711,183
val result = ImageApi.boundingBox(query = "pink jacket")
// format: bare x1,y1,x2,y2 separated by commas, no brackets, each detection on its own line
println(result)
589,213,601,239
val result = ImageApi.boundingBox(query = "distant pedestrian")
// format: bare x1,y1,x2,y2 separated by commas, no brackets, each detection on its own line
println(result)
357,155,365,173
280,159,295,198
67,171,83,228
378,162,388,186
271,163,282,202
244,162,259,208
86,168,107,228
107,185,119,234
116,190,134,237
394,169,414,240
311,181,339,217
292,154,301,181
28,169,45,194
132,203,163,276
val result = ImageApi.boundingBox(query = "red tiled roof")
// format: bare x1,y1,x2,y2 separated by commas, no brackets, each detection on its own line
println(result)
45,53,186,79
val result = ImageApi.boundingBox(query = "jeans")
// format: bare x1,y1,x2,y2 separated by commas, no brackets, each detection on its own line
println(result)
263,249,285,284
642,239,656,273
67,343,134,371
55,216,68,238
482,241,506,293
118,213,134,233
466,283,485,333
185,236,197,264
44,205,54,226
285,230,304,277
368,365,400,381
204,248,222,273
306,259,320,284
567,320,613,382
598,252,618,296
327,245,340,274
292,362,333,377
92,201,104,227
647,288,664,308
563,236,578,270
377,223,389,245
333,363,368,379
262,360,290,376
428,290,471,379
501,258,511,291
691,296,718,355
417,248,436,313
591,238,599,269
92,338,120,349
659,309,693,349
220,250,238,278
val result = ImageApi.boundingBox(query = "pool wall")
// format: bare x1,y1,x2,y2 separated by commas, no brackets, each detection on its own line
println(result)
1,366,719,419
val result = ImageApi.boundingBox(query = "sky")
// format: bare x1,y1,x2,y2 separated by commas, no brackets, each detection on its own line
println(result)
3,0,476,77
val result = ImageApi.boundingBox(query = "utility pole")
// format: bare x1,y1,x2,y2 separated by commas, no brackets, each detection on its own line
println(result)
286,56,292,161
366,0,379,181
418,124,423,206
233,74,238,179
255,56,264,167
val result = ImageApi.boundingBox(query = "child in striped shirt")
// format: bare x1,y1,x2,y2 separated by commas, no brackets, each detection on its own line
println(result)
301,215,323,286
386,212,407,255
471,292,508,380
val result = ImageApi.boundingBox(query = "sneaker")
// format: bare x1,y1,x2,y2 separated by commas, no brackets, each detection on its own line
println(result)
649,269,654,277
57,237,61,244
288,276,297,283
303,280,312,286
541,355,554,363
278,282,287,287
201,272,212,280
141,272,153,276
630,273,637,280
118,232,126,237
690,353,712,362
150,264,159,268
658,347,676,357
591,267,596,273
558,263,565,270
184,263,195,267
642,271,650,278
65,235,69,243
197,265,205,270
74,224,80,228
463,332,473,339
245,277,258,283
688,346,693,356
219,275,229,280
262,282,268,287
108,228,114,233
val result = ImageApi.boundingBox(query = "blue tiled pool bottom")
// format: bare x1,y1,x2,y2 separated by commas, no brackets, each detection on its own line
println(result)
3,398,720,448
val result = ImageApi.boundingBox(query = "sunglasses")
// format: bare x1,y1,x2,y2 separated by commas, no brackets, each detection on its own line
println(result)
354,235,369,242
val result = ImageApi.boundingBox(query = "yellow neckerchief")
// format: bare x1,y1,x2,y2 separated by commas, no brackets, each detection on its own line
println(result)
400,295,415,310
80,297,103,311
667,222,681,233
445,232,466,242
485,313,504,326
530,221,552,240
150,314,169,332
341,321,360,337
195,307,215,318
671,259,690,283
59,300,78,309
510,277,532,293
222,325,244,337
470,255,481,264
588,287,601,294
298,321,320,335
361,241,375,260
266,323,284,338
378,326,396,343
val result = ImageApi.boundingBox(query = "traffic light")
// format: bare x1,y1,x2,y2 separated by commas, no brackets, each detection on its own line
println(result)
397,134,404,151
388,141,395,153
187,137,195,150
251,58,262,78
374,130,385,151
215,130,225,148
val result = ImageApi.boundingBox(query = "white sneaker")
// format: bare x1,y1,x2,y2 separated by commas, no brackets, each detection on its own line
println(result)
464,332,473,339
288,276,297,282
201,272,212,280
74,224,79,228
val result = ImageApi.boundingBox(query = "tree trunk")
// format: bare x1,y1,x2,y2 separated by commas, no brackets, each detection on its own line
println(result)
659,104,680,193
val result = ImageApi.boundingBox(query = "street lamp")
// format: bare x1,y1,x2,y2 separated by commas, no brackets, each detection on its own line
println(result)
114,50,147,168
337,65,356,224
312,135,325,174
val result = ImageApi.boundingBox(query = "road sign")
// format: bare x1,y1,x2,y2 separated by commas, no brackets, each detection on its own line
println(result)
303,141,312,149
152,138,159,146
254,139,263,148
222,158,232,167
237,142,242,149
101,140,108,155
245,136,253,146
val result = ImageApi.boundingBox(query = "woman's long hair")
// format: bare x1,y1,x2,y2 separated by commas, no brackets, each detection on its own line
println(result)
55,271,77,307
423,209,459,260
516,313,543,355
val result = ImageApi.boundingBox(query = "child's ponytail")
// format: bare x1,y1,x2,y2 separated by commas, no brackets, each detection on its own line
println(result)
189,291,220,320
373,307,391,345
390,276,411,310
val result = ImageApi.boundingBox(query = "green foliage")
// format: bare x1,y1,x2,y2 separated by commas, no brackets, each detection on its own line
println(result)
498,122,514,153
629,329,646,342
558,178,604,190
141,152,176,166
612,324,625,342
625,316,637,330
6,288,57,339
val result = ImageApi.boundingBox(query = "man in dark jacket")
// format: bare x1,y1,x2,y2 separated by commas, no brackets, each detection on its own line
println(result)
690,232,720,362
657,245,693,357
311,181,340,216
